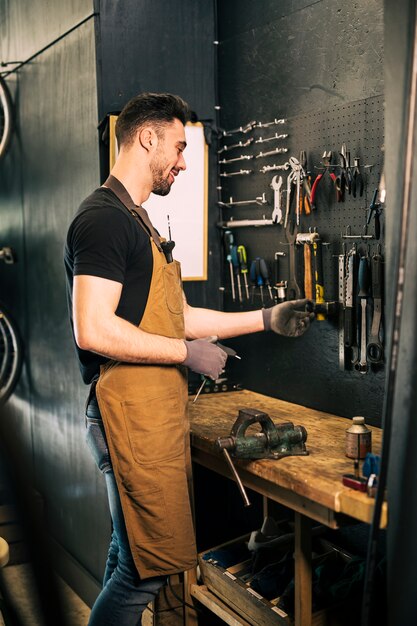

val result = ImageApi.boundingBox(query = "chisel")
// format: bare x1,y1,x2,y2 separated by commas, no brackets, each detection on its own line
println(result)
237,245,250,300
312,239,325,320
223,230,235,301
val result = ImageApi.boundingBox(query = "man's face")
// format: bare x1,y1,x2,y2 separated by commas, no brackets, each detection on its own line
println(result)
150,119,187,196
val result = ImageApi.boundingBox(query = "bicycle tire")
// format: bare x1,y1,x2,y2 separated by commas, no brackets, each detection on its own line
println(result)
0,305,23,404
0,75,13,159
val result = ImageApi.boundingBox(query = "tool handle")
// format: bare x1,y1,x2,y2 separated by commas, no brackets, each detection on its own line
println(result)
310,173,322,207
358,256,370,298
258,257,271,284
231,246,240,274
344,307,353,347
375,211,381,240
237,245,248,273
371,254,383,299
312,240,325,319
303,244,313,300
223,230,234,261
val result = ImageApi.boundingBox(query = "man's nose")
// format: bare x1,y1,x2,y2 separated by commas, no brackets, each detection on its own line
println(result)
177,153,186,171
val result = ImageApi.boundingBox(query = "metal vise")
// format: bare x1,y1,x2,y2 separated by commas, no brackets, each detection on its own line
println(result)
215,408,309,460
215,408,308,507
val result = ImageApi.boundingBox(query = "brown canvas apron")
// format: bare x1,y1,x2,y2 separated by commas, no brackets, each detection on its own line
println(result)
95,178,196,578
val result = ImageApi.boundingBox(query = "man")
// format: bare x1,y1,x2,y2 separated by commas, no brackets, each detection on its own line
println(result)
64,92,313,626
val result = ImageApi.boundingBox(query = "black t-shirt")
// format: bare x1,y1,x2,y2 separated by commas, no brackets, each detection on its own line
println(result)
64,187,153,384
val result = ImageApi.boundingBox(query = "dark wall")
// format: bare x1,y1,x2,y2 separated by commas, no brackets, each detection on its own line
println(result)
217,0,385,424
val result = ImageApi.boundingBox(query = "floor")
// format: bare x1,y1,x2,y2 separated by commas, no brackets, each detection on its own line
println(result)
0,562,91,626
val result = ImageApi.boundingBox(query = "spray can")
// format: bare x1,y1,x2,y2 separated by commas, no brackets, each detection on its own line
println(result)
345,416,372,459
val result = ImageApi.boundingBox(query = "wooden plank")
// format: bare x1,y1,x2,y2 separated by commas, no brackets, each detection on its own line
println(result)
294,512,312,626
189,390,384,524
190,584,253,626
184,568,199,626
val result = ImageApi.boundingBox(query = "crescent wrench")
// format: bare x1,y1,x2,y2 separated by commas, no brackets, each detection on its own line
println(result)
270,175,283,223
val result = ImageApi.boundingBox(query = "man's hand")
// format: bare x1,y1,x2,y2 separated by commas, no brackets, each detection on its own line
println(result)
262,299,315,337
183,336,228,380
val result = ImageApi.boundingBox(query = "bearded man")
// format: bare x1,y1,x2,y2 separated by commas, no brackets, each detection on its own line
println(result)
64,93,313,626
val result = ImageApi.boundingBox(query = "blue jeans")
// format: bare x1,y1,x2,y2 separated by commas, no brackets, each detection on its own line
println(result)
85,393,167,626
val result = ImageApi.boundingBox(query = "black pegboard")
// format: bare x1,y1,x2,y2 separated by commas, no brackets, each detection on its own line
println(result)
218,95,385,306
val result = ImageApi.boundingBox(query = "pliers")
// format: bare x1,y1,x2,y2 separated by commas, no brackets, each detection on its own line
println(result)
310,151,339,209
335,143,349,201
351,157,364,198
299,150,312,215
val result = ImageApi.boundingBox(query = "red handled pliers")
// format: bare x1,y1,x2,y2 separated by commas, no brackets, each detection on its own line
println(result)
310,151,339,209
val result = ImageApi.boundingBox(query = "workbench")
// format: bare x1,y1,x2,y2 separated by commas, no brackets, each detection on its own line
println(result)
187,390,387,626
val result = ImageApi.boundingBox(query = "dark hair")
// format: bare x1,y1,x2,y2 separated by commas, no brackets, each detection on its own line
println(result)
115,92,190,147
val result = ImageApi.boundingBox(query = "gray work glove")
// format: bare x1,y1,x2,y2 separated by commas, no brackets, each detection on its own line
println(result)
183,336,229,380
262,299,315,337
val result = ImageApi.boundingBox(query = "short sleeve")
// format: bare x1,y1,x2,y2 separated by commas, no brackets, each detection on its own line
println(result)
70,206,133,283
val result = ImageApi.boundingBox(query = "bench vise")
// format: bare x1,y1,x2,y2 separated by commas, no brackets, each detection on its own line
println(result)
215,408,309,460
215,408,309,507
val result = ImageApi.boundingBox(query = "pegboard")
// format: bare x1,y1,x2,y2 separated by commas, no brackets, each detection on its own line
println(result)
218,95,385,307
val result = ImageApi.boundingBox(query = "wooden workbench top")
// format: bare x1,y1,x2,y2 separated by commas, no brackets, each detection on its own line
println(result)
188,390,386,527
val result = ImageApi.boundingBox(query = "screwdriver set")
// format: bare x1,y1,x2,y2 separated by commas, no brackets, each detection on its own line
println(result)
216,96,385,378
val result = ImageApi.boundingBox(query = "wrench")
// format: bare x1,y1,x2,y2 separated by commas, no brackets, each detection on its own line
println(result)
366,253,384,364
270,175,283,224
285,219,302,300
355,256,370,374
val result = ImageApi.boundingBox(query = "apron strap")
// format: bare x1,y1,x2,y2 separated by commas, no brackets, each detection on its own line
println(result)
103,174,163,252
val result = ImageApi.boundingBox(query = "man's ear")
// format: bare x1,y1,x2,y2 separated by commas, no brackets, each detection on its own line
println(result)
138,127,157,152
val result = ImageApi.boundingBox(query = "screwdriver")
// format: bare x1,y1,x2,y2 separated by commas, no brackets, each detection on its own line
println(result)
237,245,250,300
231,245,243,302
258,257,274,301
250,258,265,305
223,230,236,301
193,342,242,403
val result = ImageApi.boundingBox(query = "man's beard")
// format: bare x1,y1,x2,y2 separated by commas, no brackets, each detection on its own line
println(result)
150,151,171,196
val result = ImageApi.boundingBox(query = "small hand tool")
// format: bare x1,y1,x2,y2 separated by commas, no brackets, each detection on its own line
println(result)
312,238,325,320
303,243,313,301
256,118,286,128
220,169,253,177
260,163,290,174
237,245,250,300
366,252,384,364
351,158,364,198
255,133,288,144
223,230,235,301
161,215,175,263
216,408,308,506
299,150,312,215
217,138,254,154
222,120,257,136
258,257,274,301
249,258,266,305
367,188,383,240
342,144,352,195
338,252,346,370
270,175,284,224
344,246,356,350
310,151,339,209
219,154,253,165
274,252,286,302
255,147,288,159
285,219,302,301
355,255,370,374
231,245,243,303
335,146,348,202
193,341,241,403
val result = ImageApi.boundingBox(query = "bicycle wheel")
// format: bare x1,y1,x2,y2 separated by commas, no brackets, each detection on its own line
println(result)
0,306,23,404
0,75,13,160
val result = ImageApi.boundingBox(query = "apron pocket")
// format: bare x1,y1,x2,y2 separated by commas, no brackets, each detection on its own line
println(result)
162,262,183,315
124,486,172,541
121,396,185,465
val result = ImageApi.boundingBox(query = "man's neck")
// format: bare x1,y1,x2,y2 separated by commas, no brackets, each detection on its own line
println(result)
109,162,152,206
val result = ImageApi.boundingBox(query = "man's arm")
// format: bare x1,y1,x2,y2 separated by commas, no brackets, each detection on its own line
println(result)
183,292,315,340
183,295,264,340
73,275,187,364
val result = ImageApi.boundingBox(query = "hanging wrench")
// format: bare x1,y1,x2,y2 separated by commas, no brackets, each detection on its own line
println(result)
366,252,384,364
270,175,283,224
355,255,370,374
285,219,302,300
